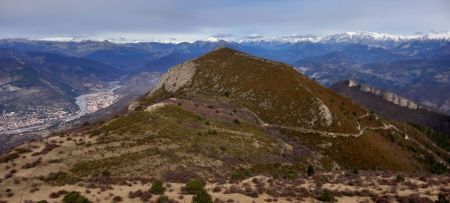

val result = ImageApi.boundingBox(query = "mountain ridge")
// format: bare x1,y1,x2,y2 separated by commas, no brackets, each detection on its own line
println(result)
12,31,450,44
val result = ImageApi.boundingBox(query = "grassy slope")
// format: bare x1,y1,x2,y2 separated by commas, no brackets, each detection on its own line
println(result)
1,48,447,187
71,98,312,180
185,48,365,134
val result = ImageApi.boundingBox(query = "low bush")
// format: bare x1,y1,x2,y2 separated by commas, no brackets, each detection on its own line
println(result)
192,189,213,203
150,180,166,194
435,194,449,203
22,158,42,169
32,143,59,156
396,175,405,182
307,165,314,177
317,191,336,202
231,169,251,180
396,194,432,203
41,171,80,185
112,195,123,202
0,153,20,163
157,195,170,203
14,147,32,154
185,179,204,194
128,189,152,201
62,191,91,203
212,186,222,193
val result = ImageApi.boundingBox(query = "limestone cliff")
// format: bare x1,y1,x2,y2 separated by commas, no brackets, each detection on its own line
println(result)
347,80,420,110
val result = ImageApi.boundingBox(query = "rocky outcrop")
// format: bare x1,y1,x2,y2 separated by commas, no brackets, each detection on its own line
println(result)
382,92,419,109
149,60,197,96
346,80,419,110
127,102,140,111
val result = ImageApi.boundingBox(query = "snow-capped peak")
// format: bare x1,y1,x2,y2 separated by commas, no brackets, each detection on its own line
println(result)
28,31,450,44
38,36,88,43
273,31,450,43
205,36,221,42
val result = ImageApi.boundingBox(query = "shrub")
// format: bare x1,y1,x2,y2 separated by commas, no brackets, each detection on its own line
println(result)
0,153,20,163
436,194,450,203
150,180,166,194
207,130,217,135
212,186,222,193
14,147,32,154
317,191,336,202
307,165,314,177
396,175,405,182
49,192,60,198
233,119,240,125
128,189,152,201
112,196,123,202
231,169,251,180
41,171,80,185
185,179,204,194
192,189,213,203
101,170,111,177
62,191,91,203
158,195,170,203
22,158,42,169
285,170,297,179
425,156,448,174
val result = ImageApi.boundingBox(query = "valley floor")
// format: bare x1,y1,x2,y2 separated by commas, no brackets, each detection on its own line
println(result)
0,82,121,135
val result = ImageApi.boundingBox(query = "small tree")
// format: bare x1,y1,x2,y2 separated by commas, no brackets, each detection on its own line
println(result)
157,195,170,203
192,189,213,203
185,179,204,194
307,165,314,177
150,180,166,194
317,191,336,202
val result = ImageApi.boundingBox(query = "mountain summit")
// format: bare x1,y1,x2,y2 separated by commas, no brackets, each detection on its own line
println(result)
139,47,448,172
147,47,364,134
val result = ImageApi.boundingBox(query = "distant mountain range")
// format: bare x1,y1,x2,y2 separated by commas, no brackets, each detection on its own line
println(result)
35,31,450,43
0,48,122,114
0,31,449,134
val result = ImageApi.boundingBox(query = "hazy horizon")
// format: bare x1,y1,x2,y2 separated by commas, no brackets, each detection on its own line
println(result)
1,0,449,42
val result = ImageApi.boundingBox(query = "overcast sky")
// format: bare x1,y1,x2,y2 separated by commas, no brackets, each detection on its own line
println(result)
1,0,449,41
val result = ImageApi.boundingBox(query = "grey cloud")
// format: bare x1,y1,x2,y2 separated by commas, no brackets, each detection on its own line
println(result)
0,0,449,40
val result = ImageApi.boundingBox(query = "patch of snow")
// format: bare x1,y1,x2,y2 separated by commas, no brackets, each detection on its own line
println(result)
205,37,220,42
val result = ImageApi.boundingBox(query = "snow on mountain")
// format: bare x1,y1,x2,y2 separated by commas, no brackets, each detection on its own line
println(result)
271,31,450,43
26,31,450,44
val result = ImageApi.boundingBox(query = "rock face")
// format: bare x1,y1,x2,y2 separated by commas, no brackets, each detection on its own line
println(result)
151,60,197,94
383,92,419,109
347,80,419,110
332,80,450,134
127,102,140,111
